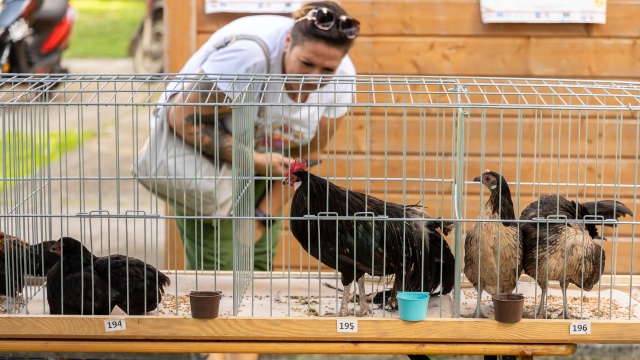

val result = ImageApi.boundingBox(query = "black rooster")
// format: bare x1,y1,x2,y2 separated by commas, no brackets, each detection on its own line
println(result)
520,194,633,319
46,237,170,315
284,159,455,317
464,170,523,318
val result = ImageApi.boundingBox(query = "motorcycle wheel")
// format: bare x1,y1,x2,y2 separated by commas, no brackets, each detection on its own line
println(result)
133,18,164,74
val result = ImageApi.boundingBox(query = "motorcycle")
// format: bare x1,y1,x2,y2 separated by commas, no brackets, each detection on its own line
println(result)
0,0,75,77
128,0,164,74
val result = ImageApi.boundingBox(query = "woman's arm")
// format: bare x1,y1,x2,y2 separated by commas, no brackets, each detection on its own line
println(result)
166,80,235,162
256,114,346,221
166,80,291,175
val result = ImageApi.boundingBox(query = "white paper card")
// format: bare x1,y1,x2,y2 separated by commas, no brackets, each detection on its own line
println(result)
570,321,591,335
336,319,358,333
480,0,607,24
104,319,127,332
205,0,305,14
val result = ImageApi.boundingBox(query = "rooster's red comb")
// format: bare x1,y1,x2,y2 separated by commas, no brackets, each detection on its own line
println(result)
289,159,308,173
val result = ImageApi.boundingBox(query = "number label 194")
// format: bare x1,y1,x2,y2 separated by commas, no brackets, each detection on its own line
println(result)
104,319,127,332
570,321,591,335
336,319,358,333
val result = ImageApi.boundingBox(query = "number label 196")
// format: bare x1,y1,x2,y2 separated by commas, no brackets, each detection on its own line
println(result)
104,319,127,332
570,321,591,335
336,319,358,333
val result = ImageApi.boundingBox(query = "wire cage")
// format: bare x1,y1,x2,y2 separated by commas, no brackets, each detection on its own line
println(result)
1,74,640,353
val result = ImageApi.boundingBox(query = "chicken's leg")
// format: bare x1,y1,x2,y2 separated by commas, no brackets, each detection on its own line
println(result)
338,282,353,317
535,286,548,319
558,282,576,319
473,288,487,318
355,276,372,317
462,280,487,318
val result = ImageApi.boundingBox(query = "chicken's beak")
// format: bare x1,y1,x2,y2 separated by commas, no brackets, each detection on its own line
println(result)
50,242,60,254
473,176,482,182
282,176,290,185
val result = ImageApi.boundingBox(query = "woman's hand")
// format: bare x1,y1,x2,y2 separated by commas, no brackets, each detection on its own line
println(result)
254,152,292,176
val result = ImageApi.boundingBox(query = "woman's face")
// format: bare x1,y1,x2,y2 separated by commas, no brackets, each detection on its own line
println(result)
283,33,346,91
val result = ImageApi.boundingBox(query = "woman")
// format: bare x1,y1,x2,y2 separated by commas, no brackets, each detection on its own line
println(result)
164,1,359,271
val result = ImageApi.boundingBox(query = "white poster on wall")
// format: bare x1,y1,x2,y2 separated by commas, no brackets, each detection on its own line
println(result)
205,0,305,14
480,0,607,24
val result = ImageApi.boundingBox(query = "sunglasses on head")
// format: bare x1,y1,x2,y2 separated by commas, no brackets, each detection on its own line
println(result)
295,7,360,39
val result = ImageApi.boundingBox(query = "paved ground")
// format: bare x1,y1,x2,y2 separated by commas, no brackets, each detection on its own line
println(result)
62,58,136,74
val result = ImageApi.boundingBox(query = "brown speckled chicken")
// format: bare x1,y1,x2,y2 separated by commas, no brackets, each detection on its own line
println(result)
0,232,59,297
520,195,633,319
464,170,523,318
0,231,28,297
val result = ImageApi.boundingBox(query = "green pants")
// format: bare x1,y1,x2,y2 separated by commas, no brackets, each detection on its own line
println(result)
173,180,281,271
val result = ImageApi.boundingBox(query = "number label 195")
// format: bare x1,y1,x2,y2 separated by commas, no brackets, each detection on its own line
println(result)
104,319,127,332
570,321,591,335
336,319,358,333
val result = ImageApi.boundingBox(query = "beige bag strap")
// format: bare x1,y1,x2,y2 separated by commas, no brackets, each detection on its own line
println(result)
222,34,271,75
215,34,271,137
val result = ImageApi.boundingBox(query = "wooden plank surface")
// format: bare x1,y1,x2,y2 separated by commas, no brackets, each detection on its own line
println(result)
166,207,185,271
328,114,640,158
194,0,640,38
308,155,640,198
347,0,590,37
192,34,640,78
185,0,640,79
165,0,195,73
0,340,576,356
1,317,640,344
591,0,640,37
352,37,640,78
354,0,640,38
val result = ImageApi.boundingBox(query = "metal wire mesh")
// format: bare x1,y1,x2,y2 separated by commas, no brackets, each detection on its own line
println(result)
0,74,639,321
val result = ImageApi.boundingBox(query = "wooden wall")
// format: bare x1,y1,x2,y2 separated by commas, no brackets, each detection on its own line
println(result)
166,0,640,79
164,0,640,273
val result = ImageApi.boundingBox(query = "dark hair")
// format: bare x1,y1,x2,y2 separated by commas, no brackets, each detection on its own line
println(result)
290,1,356,52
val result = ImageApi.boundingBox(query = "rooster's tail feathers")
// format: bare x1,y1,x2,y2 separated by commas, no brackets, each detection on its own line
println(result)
158,271,170,289
427,235,455,295
582,200,633,224
426,218,455,237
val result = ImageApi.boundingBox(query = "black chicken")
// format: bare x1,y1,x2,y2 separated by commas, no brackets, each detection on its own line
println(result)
0,232,59,297
464,170,522,318
93,253,171,315
520,194,633,319
28,240,59,277
284,159,455,317
46,237,170,315
46,237,114,315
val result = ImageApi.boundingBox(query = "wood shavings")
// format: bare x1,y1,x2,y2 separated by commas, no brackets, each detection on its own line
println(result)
462,283,640,320
156,294,192,316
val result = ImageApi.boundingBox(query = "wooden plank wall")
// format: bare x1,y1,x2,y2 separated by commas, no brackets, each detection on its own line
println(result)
164,0,640,274
167,0,640,79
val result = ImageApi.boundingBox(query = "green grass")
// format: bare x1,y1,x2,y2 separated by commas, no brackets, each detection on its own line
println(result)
0,131,96,192
65,0,145,58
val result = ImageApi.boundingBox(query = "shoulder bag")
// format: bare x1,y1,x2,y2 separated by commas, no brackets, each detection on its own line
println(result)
132,34,271,217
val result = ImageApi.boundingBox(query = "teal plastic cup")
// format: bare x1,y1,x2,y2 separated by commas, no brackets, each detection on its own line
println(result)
397,292,430,321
